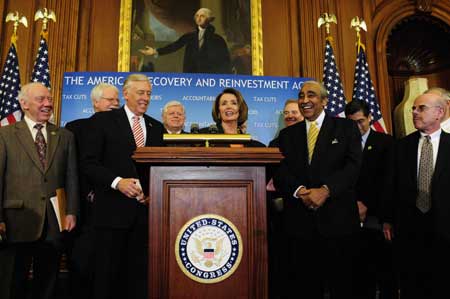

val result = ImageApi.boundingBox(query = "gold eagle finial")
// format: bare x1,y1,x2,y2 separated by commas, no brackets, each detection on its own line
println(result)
5,12,28,45
318,13,337,36
34,8,56,32
350,16,367,51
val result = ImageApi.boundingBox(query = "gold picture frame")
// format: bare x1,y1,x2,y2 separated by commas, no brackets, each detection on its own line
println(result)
117,0,263,75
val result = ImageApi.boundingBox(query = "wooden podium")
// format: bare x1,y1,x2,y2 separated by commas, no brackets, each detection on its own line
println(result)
133,147,282,299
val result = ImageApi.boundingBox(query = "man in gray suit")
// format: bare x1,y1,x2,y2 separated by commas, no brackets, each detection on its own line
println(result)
0,82,79,299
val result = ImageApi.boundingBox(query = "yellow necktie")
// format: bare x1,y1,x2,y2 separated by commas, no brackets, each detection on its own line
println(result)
307,122,319,163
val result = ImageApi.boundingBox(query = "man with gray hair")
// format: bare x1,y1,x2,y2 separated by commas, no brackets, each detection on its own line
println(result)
81,73,164,299
424,87,450,133
65,82,119,299
274,80,362,299
383,91,450,299
140,7,231,73
0,82,78,299
89,83,120,113
162,100,186,134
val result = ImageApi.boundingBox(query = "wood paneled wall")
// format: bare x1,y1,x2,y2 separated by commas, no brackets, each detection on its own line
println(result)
1,0,450,132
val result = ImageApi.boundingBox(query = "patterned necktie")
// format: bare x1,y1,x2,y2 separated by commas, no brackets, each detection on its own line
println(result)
34,124,47,168
132,116,145,147
307,122,319,163
416,135,433,213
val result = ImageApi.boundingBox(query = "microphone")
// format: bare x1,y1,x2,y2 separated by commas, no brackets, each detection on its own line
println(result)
208,124,218,134
190,123,199,134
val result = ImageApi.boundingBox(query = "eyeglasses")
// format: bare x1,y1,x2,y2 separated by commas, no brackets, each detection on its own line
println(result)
283,110,300,116
101,97,120,102
411,105,441,112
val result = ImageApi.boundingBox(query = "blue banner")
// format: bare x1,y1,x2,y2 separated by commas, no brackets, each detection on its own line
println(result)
61,72,308,146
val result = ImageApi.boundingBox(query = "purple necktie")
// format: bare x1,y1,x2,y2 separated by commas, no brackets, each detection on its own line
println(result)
34,124,47,168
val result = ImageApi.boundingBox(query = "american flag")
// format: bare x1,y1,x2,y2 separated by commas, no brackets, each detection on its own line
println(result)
0,43,22,127
351,47,386,133
322,40,346,117
31,35,51,89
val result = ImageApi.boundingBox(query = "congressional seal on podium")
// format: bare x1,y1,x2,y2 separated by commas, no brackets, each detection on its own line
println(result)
175,214,243,284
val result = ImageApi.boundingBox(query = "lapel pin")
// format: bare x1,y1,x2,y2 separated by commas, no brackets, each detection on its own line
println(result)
367,145,372,150
50,131,56,136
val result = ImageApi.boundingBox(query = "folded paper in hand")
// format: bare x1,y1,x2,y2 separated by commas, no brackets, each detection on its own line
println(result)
50,188,67,232
135,180,144,201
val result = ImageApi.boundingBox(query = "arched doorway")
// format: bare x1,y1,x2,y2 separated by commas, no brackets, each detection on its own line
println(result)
370,0,450,133
387,14,450,111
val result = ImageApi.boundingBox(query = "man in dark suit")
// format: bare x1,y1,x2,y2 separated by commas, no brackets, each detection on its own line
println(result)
81,74,164,299
140,8,231,74
345,100,397,299
266,98,303,298
274,80,362,299
383,91,450,299
65,83,120,299
0,82,79,299
161,100,186,134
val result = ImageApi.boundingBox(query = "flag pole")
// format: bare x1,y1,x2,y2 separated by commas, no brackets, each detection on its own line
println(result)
32,8,55,89
318,12,347,118
349,16,387,133
0,12,27,126
350,16,367,53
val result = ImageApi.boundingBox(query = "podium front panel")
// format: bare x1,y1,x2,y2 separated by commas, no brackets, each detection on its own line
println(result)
148,166,268,299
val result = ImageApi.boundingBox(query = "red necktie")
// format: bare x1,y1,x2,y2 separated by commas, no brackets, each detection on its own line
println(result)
132,116,145,147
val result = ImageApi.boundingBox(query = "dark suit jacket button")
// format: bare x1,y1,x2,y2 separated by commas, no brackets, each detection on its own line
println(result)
41,196,46,201
43,178,47,182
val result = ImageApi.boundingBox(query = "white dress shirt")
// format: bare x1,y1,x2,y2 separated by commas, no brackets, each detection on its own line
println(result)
111,105,147,190
23,115,48,142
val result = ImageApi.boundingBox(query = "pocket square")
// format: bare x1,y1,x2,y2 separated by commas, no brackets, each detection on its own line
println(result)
331,138,339,144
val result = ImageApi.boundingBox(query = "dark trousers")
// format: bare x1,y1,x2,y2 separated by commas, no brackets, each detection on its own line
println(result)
267,196,284,299
0,243,15,299
398,209,450,299
92,212,148,299
68,226,95,299
8,240,61,299
354,227,398,299
281,232,357,299
8,206,64,299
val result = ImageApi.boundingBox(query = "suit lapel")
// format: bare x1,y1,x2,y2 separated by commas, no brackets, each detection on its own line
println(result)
115,107,137,149
15,120,44,173
143,115,154,146
433,132,450,183
311,115,333,167
363,130,375,152
407,132,420,187
45,123,60,173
